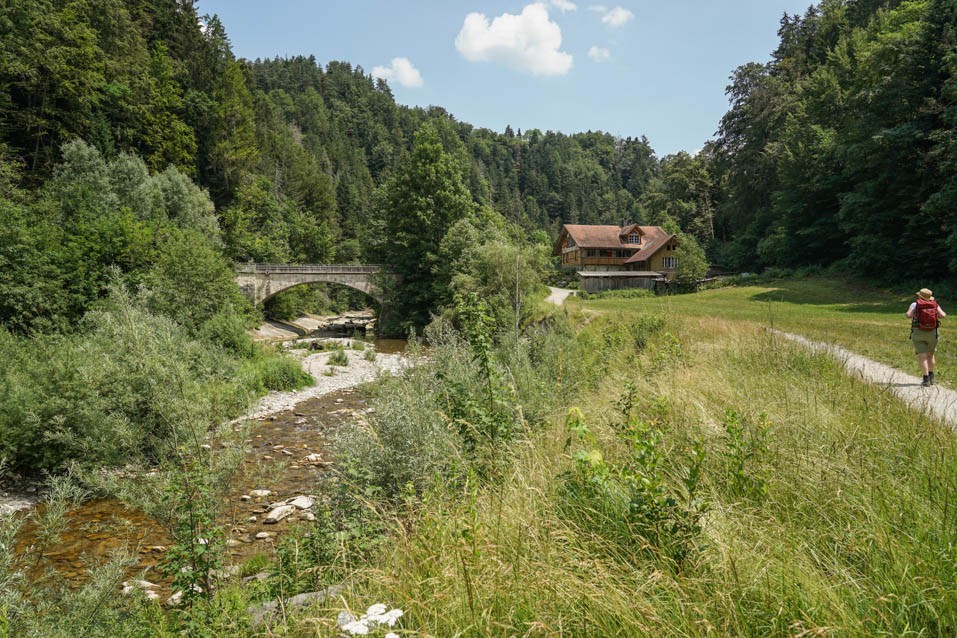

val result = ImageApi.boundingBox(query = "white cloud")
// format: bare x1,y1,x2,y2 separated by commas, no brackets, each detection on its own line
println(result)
602,6,634,27
588,4,608,13
550,0,577,12
455,3,573,77
371,57,424,88
588,46,610,62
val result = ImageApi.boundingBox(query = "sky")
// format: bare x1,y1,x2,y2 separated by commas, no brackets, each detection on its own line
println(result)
195,0,813,156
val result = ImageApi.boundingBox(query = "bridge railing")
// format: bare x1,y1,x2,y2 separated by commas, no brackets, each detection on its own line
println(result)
236,264,382,274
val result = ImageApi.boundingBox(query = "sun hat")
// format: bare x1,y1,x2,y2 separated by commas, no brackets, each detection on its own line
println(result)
916,288,934,301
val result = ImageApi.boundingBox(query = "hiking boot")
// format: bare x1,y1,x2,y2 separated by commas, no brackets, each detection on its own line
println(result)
922,375,931,387
929,372,936,385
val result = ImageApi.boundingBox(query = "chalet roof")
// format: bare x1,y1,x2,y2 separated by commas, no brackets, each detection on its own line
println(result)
558,224,665,251
625,231,677,264
618,223,644,238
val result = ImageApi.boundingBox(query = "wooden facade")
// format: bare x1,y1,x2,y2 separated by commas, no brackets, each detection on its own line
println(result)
554,224,679,280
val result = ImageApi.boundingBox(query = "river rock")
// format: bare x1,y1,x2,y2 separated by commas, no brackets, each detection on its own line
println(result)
250,489,272,498
122,580,160,600
240,494,251,502
248,585,343,628
303,453,322,463
227,539,243,547
255,532,273,540
300,511,316,522
264,504,296,523
287,495,314,510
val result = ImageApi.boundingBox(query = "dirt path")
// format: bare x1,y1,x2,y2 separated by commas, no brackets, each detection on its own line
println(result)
776,330,957,427
546,287,575,306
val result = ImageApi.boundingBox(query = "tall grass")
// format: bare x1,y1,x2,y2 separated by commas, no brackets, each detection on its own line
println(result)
283,296,957,636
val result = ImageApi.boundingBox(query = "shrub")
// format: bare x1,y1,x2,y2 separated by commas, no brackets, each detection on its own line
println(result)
252,353,314,391
327,347,350,367
0,286,253,473
198,312,257,359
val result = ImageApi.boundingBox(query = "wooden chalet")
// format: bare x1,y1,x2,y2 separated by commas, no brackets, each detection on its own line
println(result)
553,223,679,292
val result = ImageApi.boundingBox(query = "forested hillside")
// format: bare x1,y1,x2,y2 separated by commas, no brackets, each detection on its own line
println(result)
710,0,957,278
1,0,717,334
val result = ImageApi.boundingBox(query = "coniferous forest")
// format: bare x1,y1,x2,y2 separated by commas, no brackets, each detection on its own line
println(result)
2,0,957,634
4,0,955,338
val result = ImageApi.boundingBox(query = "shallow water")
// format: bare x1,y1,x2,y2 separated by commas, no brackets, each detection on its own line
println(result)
14,386,372,598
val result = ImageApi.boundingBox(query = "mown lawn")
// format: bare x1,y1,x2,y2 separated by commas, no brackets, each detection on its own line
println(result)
568,277,954,385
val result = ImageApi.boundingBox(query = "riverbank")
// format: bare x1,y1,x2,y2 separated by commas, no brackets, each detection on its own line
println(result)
244,339,410,420
1,338,410,516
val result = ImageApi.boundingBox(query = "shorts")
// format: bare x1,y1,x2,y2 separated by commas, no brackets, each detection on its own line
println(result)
911,329,938,354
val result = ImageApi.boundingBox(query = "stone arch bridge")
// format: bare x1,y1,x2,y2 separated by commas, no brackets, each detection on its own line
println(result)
236,264,385,305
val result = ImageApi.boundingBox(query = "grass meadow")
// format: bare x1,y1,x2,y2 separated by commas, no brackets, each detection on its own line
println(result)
305,277,957,636
570,277,951,384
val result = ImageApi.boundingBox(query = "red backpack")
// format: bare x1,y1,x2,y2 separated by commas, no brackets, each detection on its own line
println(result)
915,298,939,331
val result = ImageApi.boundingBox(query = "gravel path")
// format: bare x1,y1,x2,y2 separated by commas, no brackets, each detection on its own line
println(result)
776,330,957,428
546,287,575,306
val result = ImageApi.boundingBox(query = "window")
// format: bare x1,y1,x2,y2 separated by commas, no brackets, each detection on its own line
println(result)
662,257,678,269
628,233,641,245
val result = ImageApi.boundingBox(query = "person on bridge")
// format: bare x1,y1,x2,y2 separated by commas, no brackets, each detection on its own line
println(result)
906,288,946,387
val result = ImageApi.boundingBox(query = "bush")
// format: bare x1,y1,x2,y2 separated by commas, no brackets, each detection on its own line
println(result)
579,288,656,300
0,286,252,473
198,312,257,359
251,352,314,391
327,347,350,366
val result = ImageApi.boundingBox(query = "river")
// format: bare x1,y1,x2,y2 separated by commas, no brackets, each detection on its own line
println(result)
12,337,409,602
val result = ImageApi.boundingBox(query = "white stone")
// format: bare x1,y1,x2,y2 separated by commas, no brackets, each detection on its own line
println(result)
303,453,322,463
249,489,272,498
264,504,296,524
300,511,316,522
240,494,251,502
255,532,273,540
286,495,314,510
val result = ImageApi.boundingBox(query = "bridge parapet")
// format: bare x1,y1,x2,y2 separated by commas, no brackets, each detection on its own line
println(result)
235,263,386,305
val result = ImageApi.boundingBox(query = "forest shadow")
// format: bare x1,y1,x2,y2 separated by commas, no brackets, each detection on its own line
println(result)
747,282,903,314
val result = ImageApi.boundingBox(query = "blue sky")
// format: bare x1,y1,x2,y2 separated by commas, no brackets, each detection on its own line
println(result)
195,1,812,156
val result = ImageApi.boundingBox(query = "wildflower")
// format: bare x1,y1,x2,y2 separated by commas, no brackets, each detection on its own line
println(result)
341,620,370,635
336,603,404,635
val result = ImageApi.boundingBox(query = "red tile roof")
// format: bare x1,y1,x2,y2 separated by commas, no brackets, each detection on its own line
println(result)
560,224,665,250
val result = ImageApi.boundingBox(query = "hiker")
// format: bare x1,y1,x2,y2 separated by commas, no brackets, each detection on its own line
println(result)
906,288,946,386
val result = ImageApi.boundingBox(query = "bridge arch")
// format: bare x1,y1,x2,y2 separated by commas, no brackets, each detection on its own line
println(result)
236,264,385,305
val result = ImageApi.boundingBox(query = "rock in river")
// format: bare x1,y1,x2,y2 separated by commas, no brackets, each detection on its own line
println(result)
264,504,296,524
287,495,314,510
